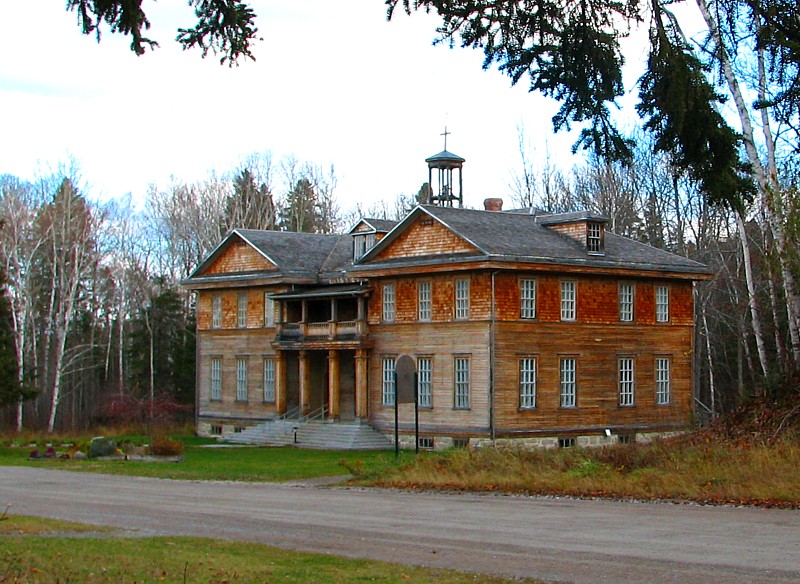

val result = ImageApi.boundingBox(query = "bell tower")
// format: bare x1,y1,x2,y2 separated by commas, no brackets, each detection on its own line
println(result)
425,128,464,207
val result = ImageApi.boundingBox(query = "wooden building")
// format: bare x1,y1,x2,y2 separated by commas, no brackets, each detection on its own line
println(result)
183,155,709,449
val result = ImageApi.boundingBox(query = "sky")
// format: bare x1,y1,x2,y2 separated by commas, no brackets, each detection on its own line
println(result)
0,1,651,214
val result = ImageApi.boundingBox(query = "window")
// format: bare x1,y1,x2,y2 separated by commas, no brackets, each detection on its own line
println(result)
561,281,576,321
210,425,222,436
520,279,537,319
587,222,602,252
418,281,432,321
236,358,248,401
418,437,434,450
264,293,275,327
453,438,469,449
558,437,576,449
519,358,537,408
619,283,634,322
454,357,470,409
365,232,376,250
382,357,396,405
417,357,432,408
382,284,395,322
455,279,469,320
618,433,635,445
560,357,577,407
619,357,635,406
233,426,245,434
656,286,669,322
353,235,366,261
237,293,248,328
210,358,221,401
656,357,671,404
211,295,222,328
263,358,275,403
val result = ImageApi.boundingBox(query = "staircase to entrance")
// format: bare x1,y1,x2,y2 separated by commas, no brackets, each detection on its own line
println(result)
222,413,391,450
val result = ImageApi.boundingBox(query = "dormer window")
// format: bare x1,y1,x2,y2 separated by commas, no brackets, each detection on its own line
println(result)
353,235,367,261
353,232,377,261
587,222,603,253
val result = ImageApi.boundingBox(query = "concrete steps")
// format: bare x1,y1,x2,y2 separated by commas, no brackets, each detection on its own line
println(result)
223,420,392,450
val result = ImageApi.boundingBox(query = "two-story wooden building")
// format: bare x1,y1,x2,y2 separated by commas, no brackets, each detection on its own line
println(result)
183,153,709,449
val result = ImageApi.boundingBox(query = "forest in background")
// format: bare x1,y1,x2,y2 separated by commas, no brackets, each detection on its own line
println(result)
1,0,799,432
0,127,797,432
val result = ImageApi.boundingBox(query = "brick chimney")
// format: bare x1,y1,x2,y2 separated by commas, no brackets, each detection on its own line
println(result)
483,198,503,212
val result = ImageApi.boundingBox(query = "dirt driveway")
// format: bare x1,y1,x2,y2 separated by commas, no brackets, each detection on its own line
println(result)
1,467,799,583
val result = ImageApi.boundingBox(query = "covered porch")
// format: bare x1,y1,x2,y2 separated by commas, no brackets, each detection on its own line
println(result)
270,284,372,422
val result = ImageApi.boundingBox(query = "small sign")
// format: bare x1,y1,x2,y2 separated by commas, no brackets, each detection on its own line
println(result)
395,355,416,404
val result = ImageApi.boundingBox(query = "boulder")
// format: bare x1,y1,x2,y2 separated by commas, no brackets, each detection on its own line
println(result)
88,437,117,459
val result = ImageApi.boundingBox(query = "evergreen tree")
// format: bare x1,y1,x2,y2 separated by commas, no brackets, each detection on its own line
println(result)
65,0,258,63
279,178,321,233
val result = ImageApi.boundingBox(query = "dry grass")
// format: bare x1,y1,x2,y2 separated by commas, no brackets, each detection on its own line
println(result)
349,439,800,507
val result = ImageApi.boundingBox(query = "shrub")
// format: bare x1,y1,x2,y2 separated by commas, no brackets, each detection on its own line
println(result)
147,436,184,456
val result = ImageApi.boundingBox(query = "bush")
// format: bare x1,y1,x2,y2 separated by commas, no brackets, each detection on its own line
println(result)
147,436,184,456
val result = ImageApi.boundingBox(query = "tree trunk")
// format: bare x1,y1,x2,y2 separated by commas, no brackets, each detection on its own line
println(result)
735,211,770,382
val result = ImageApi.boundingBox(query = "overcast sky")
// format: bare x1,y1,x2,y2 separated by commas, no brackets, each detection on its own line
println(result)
0,1,652,213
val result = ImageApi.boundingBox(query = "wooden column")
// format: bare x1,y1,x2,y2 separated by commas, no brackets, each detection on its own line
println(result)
327,350,340,420
355,349,369,419
274,350,286,415
298,350,310,415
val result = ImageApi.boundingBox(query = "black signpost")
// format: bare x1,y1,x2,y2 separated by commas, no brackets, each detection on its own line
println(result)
394,355,419,457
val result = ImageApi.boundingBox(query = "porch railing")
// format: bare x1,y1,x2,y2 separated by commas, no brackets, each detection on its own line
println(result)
276,320,366,339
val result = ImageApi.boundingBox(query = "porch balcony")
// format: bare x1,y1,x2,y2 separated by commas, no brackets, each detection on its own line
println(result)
278,319,367,340
271,284,371,348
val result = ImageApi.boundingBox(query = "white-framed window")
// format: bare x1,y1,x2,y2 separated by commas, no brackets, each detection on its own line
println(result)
211,295,222,328
619,283,634,322
237,293,248,328
417,357,432,408
418,281,432,321
656,285,669,322
587,222,602,252
382,283,395,322
263,358,275,403
264,293,275,327
382,357,396,405
656,357,671,405
619,357,635,406
365,232,376,250
455,279,469,320
236,358,248,401
520,278,537,319
454,356,470,409
353,235,366,261
519,357,537,409
561,281,576,321
560,357,577,408
210,357,221,401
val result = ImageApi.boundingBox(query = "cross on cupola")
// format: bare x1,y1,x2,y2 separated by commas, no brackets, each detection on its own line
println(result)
424,127,464,207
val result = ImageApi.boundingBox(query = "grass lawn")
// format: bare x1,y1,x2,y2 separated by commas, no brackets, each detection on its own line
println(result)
345,438,800,507
0,515,540,584
0,433,403,482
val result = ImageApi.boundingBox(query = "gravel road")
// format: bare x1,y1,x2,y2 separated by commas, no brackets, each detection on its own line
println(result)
1,467,799,583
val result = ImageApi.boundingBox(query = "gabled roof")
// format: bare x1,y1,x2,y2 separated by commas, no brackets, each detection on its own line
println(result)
184,228,347,285
354,205,709,276
347,218,398,234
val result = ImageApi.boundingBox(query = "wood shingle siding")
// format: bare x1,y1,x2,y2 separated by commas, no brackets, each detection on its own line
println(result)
375,216,478,260
204,241,277,274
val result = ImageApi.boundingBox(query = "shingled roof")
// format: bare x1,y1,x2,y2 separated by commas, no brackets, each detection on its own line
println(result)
185,229,348,285
354,205,709,276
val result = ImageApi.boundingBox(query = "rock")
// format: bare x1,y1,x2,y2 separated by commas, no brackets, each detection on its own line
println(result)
71,451,87,461
88,437,117,459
